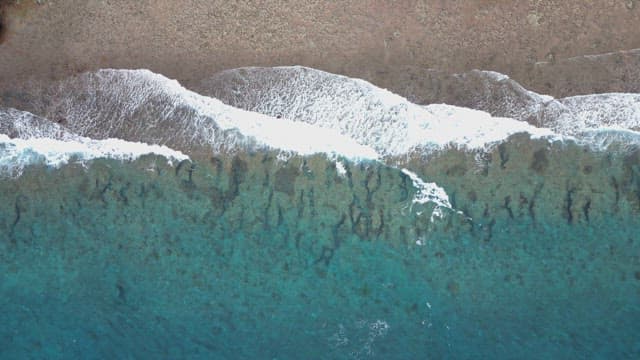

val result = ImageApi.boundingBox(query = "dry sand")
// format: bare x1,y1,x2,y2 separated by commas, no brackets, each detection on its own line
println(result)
1,0,639,96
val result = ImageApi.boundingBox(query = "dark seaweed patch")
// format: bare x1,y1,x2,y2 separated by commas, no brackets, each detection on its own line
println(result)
498,143,509,169
274,165,299,196
531,149,549,174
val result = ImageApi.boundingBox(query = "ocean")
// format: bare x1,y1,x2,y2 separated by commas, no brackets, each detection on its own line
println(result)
0,67,639,359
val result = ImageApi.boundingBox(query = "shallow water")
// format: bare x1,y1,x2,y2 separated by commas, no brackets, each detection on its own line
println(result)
1,142,639,359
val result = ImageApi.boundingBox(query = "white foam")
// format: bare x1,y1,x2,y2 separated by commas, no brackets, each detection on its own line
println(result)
27,69,379,161
559,93,640,131
335,160,347,177
197,66,559,158
127,69,379,160
0,107,80,141
418,104,555,150
401,168,456,222
213,108,380,160
0,134,189,176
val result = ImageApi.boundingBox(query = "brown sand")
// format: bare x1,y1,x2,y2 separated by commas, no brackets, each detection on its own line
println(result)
1,0,639,96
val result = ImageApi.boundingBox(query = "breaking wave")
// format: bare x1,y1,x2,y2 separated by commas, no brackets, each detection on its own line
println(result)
3,66,639,167
1,66,639,211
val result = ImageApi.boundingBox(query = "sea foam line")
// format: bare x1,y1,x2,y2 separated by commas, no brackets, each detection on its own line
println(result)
0,134,189,176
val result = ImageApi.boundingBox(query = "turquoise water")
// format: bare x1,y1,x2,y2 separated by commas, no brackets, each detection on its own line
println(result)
1,137,639,359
